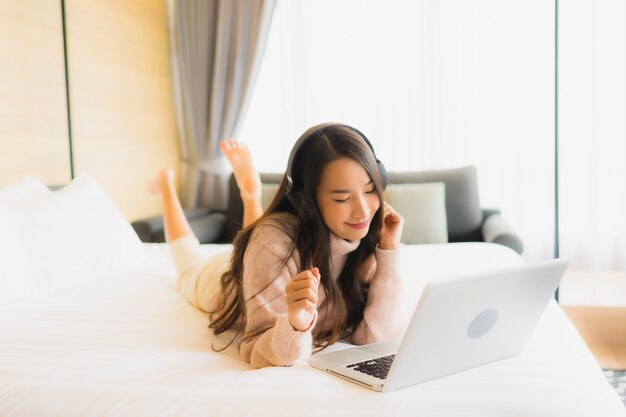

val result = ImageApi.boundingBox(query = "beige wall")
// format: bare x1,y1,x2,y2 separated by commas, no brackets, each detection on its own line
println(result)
0,0,180,221
66,0,180,221
0,0,71,186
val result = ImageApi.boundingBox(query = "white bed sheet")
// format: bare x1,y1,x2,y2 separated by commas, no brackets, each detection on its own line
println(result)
0,242,623,417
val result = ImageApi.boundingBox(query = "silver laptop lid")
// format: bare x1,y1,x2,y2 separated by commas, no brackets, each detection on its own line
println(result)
382,258,568,392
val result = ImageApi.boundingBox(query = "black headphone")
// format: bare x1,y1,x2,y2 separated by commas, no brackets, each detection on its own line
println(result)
285,122,387,210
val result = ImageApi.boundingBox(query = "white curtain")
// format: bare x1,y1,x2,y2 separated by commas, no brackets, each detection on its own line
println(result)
560,0,626,271
239,0,556,263
168,0,276,211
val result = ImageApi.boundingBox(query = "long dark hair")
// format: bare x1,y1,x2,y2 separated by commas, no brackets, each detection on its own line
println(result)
209,124,386,350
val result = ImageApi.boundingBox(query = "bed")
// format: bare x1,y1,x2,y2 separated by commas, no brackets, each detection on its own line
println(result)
1,174,624,416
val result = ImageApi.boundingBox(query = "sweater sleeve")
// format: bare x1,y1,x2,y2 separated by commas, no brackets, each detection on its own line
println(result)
351,247,407,345
239,221,315,368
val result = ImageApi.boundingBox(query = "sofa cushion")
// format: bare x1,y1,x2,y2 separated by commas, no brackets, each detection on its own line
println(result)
227,166,482,243
384,182,448,244
386,166,482,241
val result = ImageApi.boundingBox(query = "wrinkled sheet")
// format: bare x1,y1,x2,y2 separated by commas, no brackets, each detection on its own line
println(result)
1,242,623,417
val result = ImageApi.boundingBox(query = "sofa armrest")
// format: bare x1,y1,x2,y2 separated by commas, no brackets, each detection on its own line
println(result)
131,216,160,243
481,210,524,254
131,209,228,244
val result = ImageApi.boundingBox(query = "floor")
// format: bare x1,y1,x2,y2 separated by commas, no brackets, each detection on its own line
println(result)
562,306,626,370
560,269,626,370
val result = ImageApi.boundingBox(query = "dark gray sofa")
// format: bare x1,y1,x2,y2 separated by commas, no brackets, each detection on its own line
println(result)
131,166,523,254
131,208,227,245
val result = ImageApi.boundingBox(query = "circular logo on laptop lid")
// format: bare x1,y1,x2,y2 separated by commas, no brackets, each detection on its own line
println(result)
467,308,499,339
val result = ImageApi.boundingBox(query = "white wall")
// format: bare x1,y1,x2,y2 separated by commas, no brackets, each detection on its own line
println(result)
239,0,555,262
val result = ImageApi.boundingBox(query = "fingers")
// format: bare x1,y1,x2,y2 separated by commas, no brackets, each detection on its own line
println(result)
286,269,319,292
289,300,317,316
379,203,404,250
289,299,318,315
286,267,321,331
287,279,317,293
285,287,317,303
290,267,319,282
382,201,396,215
382,202,403,224
286,268,320,303
288,268,320,289
311,267,320,279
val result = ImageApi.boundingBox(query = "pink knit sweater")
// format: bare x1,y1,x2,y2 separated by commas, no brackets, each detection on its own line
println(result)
239,213,406,368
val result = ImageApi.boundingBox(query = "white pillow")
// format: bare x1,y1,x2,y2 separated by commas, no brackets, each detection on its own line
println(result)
384,182,448,244
0,176,49,303
16,174,146,282
0,175,51,206
0,201,36,303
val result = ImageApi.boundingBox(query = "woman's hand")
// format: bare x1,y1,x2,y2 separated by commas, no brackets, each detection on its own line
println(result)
285,267,320,332
378,202,404,250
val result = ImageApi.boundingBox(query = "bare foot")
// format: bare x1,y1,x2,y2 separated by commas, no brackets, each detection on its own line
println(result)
220,139,261,201
147,168,175,196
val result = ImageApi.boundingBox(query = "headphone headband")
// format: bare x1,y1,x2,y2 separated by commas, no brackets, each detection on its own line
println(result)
285,123,387,207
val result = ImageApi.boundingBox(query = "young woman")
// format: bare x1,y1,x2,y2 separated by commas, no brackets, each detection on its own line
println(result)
149,123,407,368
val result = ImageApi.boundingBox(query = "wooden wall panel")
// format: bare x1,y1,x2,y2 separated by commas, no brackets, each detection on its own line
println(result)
0,0,70,186
66,0,180,221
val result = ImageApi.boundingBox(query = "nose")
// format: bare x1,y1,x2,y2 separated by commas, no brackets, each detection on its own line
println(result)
351,194,371,221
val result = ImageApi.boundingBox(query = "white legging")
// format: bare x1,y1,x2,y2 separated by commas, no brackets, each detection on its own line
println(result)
169,236,232,313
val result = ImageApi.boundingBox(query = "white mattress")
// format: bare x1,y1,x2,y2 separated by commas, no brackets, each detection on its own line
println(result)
0,242,623,417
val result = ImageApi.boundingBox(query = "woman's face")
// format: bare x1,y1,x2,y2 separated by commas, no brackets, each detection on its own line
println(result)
316,157,381,241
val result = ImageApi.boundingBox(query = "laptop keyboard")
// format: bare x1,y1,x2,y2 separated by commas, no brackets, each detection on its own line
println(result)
347,354,395,380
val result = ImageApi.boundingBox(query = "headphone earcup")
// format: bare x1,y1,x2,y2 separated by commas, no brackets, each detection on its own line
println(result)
377,160,388,190
287,189,313,220
286,188,303,211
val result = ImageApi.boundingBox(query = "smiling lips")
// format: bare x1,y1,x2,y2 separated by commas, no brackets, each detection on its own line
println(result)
346,220,370,230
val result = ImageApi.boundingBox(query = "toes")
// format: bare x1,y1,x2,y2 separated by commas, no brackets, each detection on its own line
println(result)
146,178,161,195
219,139,232,153
221,138,250,155
161,168,175,181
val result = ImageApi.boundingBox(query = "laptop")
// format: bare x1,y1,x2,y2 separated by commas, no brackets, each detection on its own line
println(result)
308,258,569,392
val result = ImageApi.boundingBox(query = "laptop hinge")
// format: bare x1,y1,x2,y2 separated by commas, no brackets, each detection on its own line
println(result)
328,369,378,389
